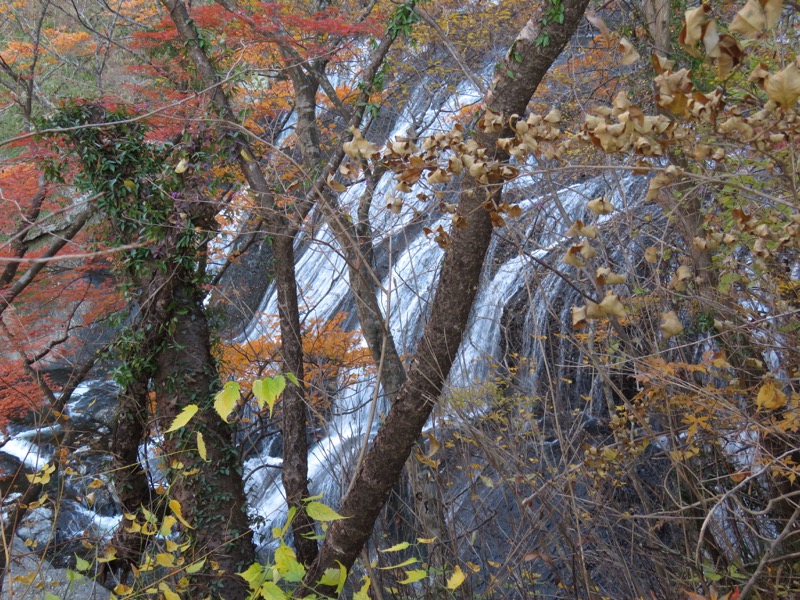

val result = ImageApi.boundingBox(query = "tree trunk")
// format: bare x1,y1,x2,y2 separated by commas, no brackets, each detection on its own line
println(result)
300,1,591,594
155,278,255,600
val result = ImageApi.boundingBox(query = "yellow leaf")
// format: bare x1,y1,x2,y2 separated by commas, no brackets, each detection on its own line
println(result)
381,542,411,553
756,380,787,410
185,559,206,574
196,432,208,462
160,515,177,536
306,501,346,522
87,478,105,489
446,565,466,590
174,159,189,173
170,499,193,529
98,547,117,563
214,381,240,422
397,569,427,585
165,404,198,433
343,127,378,160
156,553,176,568
26,463,55,485
158,582,180,600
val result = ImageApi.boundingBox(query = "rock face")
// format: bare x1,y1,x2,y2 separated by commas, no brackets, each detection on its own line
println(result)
2,535,110,600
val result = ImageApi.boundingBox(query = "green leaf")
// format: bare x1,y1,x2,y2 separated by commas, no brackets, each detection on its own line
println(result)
398,569,428,585
381,541,411,553
238,563,265,590
259,581,288,600
285,372,299,386
446,565,466,590
275,544,306,582
214,381,240,422
185,559,206,574
45,593,61,600
165,404,198,433
318,562,347,593
252,375,286,417
306,501,346,522
74,555,91,572
319,567,341,587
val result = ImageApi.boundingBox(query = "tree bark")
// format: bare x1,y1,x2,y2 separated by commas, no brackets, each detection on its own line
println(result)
299,0,590,594
155,273,255,600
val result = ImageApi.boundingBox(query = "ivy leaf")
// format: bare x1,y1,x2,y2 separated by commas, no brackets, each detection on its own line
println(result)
165,404,198,433
252,375,286,417
306,501,346,522
446,565,466,590
214,381,240,422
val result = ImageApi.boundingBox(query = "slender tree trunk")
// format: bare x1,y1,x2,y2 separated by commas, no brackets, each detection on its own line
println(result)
273,233,318,566
300,1,591,594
